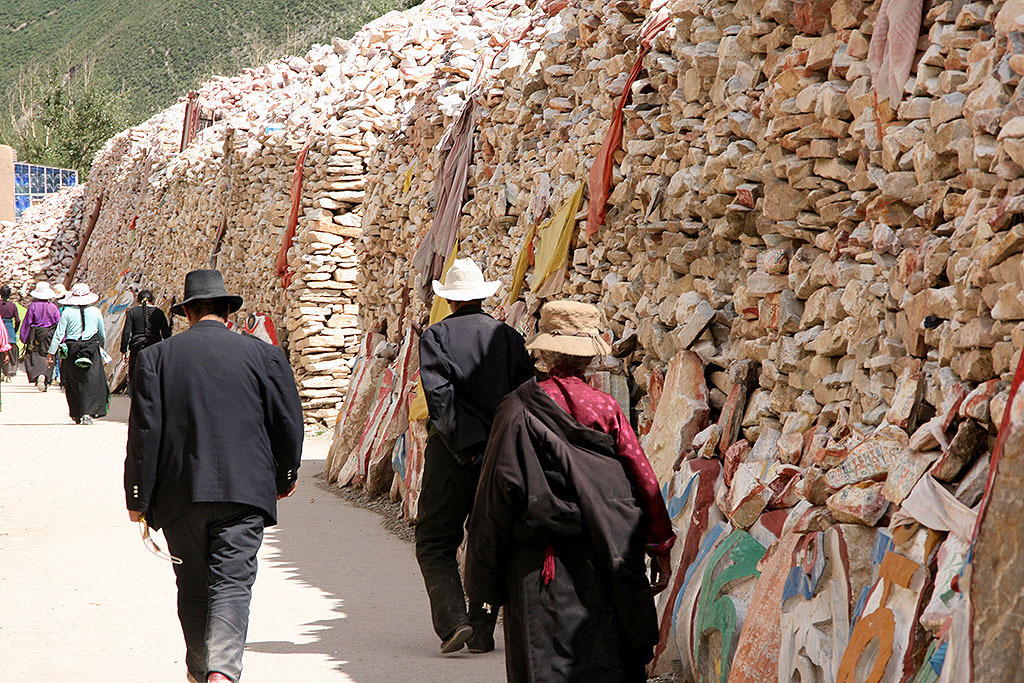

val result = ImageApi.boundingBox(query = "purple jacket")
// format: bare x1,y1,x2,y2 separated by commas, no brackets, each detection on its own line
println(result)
19,300,60,344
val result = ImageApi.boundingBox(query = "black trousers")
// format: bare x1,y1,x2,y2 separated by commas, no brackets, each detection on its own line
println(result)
162,503,265,682
414,435,497,643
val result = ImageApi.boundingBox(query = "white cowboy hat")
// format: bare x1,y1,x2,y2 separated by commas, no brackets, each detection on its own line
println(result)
61,283,99,306
28,281,57,300
431,258,501,302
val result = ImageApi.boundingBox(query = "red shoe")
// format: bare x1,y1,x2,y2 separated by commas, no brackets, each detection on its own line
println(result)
208,675,231,683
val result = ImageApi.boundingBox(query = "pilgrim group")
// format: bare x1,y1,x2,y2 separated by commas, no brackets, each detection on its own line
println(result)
6,263,672,683
0,280,169,421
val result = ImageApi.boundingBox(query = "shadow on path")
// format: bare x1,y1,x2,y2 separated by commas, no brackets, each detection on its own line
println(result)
246,459,504,682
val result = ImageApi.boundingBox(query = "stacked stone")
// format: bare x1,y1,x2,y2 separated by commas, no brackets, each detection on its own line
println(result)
353,0,1024,678
0,186,85,296
60,0,528,425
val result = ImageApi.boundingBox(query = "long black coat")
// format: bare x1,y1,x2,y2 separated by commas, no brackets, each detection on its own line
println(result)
124,320,303,530
465,380,658,683
418,304,533,463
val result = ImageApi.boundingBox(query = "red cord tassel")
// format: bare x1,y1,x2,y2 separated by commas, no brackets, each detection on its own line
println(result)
542,544,556,585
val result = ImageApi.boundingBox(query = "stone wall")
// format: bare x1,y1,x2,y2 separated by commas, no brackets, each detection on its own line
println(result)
350,0,1024,679
0,185,85,296
68,0,519,424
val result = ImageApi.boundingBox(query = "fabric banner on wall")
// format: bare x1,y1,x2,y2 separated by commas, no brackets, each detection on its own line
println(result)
585,8,673,238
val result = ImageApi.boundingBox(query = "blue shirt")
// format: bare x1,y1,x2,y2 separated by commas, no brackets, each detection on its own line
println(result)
48,305,106,355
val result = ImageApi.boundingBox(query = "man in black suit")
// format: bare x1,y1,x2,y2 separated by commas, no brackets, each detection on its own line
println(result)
124,269,303,683
416,258,534,655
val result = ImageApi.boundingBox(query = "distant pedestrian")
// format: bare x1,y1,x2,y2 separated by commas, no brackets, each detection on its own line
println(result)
0,284,20,381
48,283,109,425
120,289,171,391
51,284,67,387
415,258,534,655
0,313,10,410
19,281,60,391
466,301,674,683
124,269,303,683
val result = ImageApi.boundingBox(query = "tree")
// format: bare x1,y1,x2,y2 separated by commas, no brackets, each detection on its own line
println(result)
1,58,129,177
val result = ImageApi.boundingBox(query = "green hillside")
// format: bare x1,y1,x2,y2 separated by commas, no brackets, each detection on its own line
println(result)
0,0,421,123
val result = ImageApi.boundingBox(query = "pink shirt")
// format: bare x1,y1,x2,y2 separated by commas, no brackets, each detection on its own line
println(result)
539,367,675,555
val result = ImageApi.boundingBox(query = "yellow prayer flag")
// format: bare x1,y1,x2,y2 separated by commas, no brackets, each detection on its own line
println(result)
410,240,461,421
534,183,585,291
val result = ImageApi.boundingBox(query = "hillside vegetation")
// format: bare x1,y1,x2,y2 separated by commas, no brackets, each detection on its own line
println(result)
0,0,421,133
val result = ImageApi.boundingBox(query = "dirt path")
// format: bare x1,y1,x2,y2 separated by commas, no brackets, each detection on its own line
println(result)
0,380,505,682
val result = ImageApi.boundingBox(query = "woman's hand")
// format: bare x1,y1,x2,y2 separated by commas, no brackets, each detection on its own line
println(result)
46,353,55,367
650,552,672,594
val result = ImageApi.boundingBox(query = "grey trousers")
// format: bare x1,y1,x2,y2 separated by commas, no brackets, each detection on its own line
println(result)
163,502,265,682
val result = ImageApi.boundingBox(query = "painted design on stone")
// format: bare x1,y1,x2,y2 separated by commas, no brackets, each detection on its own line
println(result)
837,551,927,683
727,525,801,682
651,458,724,675
694,529,767,683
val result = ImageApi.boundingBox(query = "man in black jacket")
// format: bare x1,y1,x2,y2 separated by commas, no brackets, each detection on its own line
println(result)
124,270,303,683
416,258,534,655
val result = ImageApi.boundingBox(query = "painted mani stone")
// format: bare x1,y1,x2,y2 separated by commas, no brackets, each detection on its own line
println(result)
694,529,767,683
837,551,927,683
651,458,724,676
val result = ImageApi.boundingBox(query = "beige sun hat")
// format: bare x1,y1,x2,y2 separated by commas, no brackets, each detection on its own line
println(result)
60,283,99,306
431,258,501,302
526,300,612,357
52,284,68,299
28,281,57,300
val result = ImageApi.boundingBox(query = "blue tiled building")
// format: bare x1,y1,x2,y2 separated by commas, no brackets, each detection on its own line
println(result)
13,162,78,219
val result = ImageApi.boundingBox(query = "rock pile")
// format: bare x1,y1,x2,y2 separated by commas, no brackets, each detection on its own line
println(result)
70,0,533,424
347,0,1024,679
0,186,85,296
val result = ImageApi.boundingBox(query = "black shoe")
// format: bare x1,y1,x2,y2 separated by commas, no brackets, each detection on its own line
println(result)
467,634,494,654
440,623,473,654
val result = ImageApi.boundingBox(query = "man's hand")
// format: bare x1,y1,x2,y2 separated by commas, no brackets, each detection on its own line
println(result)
46,354,55,367
277,482,297,500
650,552,672,595
128,510,144,523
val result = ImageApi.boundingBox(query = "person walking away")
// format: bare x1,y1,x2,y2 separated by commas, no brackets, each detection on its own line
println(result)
0,285,20,381
47,283,109,425
0,314,11,410
465,301,675,683
19,282,60,390
120,289,171,391
416,258,535,655
124,269,303,683
51,284,68,387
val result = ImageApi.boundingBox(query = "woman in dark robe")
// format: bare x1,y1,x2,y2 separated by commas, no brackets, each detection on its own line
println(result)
19,282,60,390
0,285,20,381
466,301,674,683
120,289,171,391
48,283,109,424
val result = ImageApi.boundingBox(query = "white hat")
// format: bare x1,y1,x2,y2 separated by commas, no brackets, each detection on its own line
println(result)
61,283,99,306
28,282,57,300
431,258,500,302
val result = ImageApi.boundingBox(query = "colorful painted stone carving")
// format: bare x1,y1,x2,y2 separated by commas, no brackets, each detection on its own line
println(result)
650,458,724,675
694,530,767,683
837,551,927,683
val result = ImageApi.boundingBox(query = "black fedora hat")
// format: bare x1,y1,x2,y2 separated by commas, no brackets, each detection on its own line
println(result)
170,269,243,317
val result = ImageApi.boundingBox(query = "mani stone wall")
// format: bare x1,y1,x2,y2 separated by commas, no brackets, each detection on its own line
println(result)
73,0,521,424
0,185,85,297
353,0,1024,680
